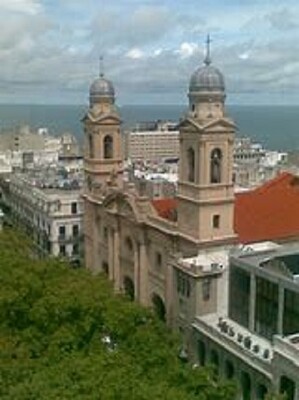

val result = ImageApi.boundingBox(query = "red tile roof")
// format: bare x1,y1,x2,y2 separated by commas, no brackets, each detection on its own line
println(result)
152,172,299,244
234,172,299,244
152,198,177,221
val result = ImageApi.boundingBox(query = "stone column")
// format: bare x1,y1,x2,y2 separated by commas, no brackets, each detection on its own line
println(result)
139,242,148,306
113,228,121,291
108,228,114,281
249,272,256,331
134,244,139,301
277,286,284,335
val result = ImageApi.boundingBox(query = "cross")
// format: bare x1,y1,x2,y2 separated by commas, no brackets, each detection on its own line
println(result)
99,55,104,77
204,34,212,65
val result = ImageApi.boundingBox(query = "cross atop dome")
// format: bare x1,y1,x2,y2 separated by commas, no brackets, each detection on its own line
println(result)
204,34,212,66
99,55,104,78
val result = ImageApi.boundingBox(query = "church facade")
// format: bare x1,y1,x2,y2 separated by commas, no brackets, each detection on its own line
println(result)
83,46,236,325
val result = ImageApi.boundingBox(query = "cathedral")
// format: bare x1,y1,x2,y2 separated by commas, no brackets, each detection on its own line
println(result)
83,41,236,324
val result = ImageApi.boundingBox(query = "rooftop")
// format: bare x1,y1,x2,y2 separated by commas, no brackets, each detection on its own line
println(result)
235,172,299,244
231,242,299,280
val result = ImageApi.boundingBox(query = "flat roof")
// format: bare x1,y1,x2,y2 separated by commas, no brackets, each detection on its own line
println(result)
231,243,299,278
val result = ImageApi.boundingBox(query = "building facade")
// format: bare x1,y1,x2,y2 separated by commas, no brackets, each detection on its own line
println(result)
1,174,83,265
190,243,299,400
123,121,179,162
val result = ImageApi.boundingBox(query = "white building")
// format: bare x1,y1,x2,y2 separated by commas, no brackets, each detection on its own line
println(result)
1,174,83,266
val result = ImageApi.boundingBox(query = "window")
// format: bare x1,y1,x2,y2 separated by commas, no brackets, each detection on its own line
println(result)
89,134,94,158
229,264,250,328
155,251,162,269
224,360,235,379
103,226,108,242
71,202,77,214
202,278,211,301
152,293,166,322
104,135,113,159
280,376,295,400
210,349,219,375
59,225,65,238
283,289,299,335
213,214,220,229
59,245,66,256
210,148,222,183
187,147,195,182
102,261,109,275
198,340,206,366
72,224,79,237
241,372,252,400
72,243,79,255
124,237,133,255
255,277,278,339
256,384,268,400
177,271,191,298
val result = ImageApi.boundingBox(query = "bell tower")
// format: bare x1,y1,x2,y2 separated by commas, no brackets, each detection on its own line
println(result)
83,58,123,198
177,37,236,245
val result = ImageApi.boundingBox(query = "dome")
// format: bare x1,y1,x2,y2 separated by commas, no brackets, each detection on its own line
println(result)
189,62,225,93
89,75,115,101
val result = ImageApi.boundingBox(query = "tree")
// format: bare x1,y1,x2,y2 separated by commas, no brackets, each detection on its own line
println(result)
0,229,235,400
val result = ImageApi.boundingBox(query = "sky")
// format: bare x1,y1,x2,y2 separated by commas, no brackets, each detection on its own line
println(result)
1,0,299,105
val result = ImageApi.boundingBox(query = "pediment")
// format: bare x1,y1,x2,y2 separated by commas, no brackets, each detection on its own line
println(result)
203,117,237,132
178,116,236,134
178,117,204,133
102,192,141,222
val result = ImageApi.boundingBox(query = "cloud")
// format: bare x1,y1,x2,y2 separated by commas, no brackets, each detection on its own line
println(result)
91,5,172,50
266,8,299,31
177,42,198,59
126,48,144,59
0,0,42,15
1,0,299,104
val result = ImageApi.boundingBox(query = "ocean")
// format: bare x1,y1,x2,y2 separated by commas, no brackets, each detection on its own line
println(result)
0,104,297,151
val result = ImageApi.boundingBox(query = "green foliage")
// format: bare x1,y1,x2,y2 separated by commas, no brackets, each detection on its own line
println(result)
0,228,235,399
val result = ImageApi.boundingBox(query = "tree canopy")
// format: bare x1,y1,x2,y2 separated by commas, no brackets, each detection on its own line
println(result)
0,229,236,399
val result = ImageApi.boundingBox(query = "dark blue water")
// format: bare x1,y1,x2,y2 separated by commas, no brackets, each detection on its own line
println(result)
0,104,297,151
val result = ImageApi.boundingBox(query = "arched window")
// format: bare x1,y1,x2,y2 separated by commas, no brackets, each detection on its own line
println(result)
104,135,113,159
198,340,206,366
187,147,195,182
241,371,252,400
256,384,268,400
210,148,222,183
123,276,135,301
102,261,109,276
280,376,295,400
125,237,133,253
210,349,219,375
152,293,166,322
224,359,234,379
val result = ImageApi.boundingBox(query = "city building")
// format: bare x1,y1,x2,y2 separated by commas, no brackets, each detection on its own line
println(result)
189,242,299,399
123,121,179,162
83,42,299,399
233,137,288,188
0,125,82,172
0,173,83,265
